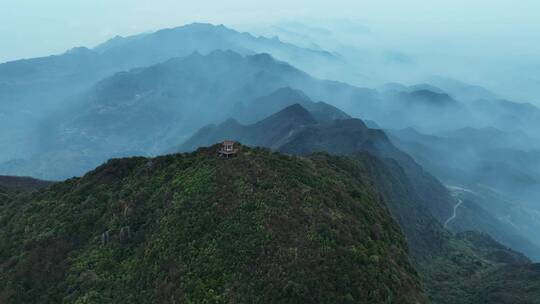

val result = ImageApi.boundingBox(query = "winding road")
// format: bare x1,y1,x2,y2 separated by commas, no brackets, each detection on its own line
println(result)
444,199,463,228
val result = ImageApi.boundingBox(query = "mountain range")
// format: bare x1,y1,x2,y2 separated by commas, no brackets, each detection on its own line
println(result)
2,21,540,303
172,100,540,301
6,45,539,182
387,126,540,260
173,103,475,257
2,23,539,183
0,23,337,162
2,145,537,303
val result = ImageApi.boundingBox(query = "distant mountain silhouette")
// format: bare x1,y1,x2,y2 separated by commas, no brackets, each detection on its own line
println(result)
178,103,317,152
427,76,498,102
1,50,373,180
233,87,350,124
388,126,540,260
42,52,309,155
0,23,337,162
0,175,51,192
389,126,540,201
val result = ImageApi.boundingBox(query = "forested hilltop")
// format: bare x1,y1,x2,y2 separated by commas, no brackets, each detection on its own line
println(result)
0,145,427,303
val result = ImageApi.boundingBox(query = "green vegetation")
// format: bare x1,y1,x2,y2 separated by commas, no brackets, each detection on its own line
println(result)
343,155,540,304
465,264,540,304
0,145,426,303
0,185,11,203
0,176,50,203
418,231,539,304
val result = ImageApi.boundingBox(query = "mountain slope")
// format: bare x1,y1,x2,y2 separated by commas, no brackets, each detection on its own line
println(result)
0,22,334,113
0,176,51,203
464,264,540,304
47,50,363,158
0,23,336,162
2,50,374,180
93,23,337,78
0,145,426,303
419,230,537,304
176,122,540,303
388,125,540,202
3,22,540,166
177,105,458,257
0,51,309,179
181,106,457,224
0,176,52,192
276,122,540,298
232,87,350,124
178,104,317,152
388,127,540,260
9,46,539,181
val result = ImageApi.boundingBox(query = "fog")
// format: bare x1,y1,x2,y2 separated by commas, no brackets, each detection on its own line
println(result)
1,0,540,260
2,0,540,103
249,16,540,103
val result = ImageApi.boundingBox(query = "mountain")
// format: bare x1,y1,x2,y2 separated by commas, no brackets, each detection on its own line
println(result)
445,186,540,262
0,175,51,203
175,104,459,256
467,98,540,138
12,34,515,173
402,90,459,108
173,105,540,303
279,123,539,299
45,50,376,159
0,51,306,179
349,151,451,260
0,22,335,112
2,134,536,303
0,145,427,303
0,175,52,192
375,88,472,131
0,23,337,162
389,126,540,205
277,118,386,156
1,50,377,180
381,79,540,138
464,264,540,304
0,185,12,203
177,99,350,154
232,87,350,124
388,127,540,260
317,151,536,304
3,143,535,304
179,104,317,152
279,119,458,223
92,23,337,78
3,22,540,165
426,76,498,102
6,37,540,181
422,231,539,304
187,104,458,223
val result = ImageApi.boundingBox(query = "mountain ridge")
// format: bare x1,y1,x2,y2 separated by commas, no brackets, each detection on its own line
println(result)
0,144,427,303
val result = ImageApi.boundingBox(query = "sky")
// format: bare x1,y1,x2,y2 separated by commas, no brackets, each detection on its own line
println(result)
2,0,539,62
1,0,540,101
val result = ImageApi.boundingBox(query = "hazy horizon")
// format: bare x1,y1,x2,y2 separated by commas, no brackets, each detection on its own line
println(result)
2,0,540,102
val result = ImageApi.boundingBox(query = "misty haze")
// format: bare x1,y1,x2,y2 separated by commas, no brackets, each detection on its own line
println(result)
1,1,539,303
